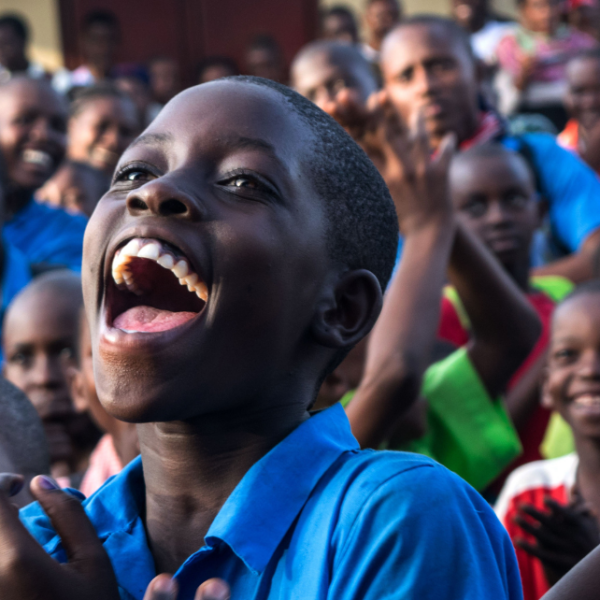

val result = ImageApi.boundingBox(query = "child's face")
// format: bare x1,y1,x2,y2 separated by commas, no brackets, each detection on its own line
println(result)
68,97,138,175
365,0,401,40
292,51,377,108
0,80,66,192
83,82,334,423
545,293,600,440
566,57,600,130
450,152,539,270
3,292,79,466
521,0,562,35
321,14,358,44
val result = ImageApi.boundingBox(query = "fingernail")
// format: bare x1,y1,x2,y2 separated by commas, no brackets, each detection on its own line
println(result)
154,577,176,594
38,476,59,490
202,580,230,600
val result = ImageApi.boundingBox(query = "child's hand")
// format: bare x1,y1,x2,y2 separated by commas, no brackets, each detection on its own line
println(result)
515,498,600,585
144,574,231,600
369,92,456,235
0,472,120,600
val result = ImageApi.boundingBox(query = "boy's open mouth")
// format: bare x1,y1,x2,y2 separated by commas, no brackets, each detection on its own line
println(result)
107,237,208,334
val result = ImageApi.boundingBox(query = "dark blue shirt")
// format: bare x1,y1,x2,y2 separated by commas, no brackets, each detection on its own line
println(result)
21,404,523,600
3,200,86,272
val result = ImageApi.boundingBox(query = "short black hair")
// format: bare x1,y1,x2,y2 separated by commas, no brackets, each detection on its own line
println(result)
0,378,50,475
390,14,475,62
197,56,239,81
0,14,28,42
228,76,399,295
69,83,131,119
81,9,119,33
324,5,358,21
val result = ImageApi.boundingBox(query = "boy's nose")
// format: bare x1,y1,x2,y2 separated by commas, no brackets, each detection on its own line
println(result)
126,178,201,220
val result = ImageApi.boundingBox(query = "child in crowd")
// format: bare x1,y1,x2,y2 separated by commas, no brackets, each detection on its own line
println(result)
244,35,286,83
148,56,181,108
67,84,139,176
450,0,514,65
291,41,378,110
362,0,402,63
0,77,86,272
443,144,573,491
53,10,121,95
2,271,100,485
0,14,47,83
0,377,50,507
0,78,523,599
567,0,600,41
70,310,138,497
496,281,600,600
35,160,109,217
320,6,360,45
495,0,597,127
559,49,600,173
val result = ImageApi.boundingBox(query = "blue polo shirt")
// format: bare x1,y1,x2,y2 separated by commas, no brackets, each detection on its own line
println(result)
3,199,86,272
20,404,522,600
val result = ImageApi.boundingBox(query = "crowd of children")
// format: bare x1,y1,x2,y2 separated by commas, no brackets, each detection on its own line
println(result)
0,0,599,598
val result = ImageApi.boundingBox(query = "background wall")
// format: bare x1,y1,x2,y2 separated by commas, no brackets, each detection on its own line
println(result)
0,0,63,70
0,0,517,76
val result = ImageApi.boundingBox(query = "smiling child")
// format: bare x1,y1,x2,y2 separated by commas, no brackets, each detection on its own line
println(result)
0,77,524,600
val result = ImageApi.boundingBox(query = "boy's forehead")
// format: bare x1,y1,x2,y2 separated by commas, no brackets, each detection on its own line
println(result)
146,82,310,156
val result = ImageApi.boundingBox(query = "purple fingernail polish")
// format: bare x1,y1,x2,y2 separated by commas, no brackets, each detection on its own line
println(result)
39,476,59,490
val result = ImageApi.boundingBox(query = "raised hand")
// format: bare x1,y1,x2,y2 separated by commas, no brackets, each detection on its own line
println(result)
144,574,231,600
0,473,120,600
515,497,600,585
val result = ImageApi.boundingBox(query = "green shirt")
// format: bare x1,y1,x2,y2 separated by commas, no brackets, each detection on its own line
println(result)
342,348,522,491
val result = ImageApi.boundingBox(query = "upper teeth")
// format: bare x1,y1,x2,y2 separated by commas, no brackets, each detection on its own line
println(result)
111,238,208,302
574,394,600,407
23,149,52,168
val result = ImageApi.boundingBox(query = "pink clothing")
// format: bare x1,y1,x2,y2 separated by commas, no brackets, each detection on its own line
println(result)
80,434,124,498
497,25,596,83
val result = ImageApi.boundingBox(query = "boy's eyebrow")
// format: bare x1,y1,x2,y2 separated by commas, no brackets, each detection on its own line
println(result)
223,135,280,161
129,132,174,150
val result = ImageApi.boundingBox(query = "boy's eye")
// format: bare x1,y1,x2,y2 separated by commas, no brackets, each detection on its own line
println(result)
229,175,259,189
9,351,32,368
113,164,155,186
553,348,578,364
462,200,487,218
59,347,74,362
504,193,528,209
218,170,278,200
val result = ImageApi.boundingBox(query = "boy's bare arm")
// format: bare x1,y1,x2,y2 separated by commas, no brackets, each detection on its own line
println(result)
345,100,457,449
448,223,541,401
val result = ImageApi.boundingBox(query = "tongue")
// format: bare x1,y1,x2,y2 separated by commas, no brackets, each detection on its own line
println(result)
114,306,196,333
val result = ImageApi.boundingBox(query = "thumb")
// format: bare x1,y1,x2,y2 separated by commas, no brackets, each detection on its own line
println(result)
195,578,231,600
30,475,109,569
0,473,24,497
143,574,178,600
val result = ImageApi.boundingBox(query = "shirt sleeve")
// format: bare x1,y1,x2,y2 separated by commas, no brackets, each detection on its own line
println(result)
522,133,600,252
329,462,523,600
406,348,522,491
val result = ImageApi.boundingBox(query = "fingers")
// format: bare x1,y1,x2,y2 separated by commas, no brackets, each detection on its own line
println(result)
195,578,230,600
516,539,575,570
143,575,178,600
30,476,108,567
433,132,457,173
513,515,567,549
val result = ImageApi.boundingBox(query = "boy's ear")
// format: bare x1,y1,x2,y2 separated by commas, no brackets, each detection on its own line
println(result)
311,269,382,350
67,366,89,414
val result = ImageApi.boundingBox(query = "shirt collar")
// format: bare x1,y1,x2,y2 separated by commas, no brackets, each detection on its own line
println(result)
81,403,358,578
202,403,359,574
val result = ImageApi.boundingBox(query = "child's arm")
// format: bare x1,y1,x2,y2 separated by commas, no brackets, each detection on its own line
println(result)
448,223,542,402
344,111,457,449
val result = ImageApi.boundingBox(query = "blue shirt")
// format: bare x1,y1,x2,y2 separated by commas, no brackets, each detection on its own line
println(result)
21,404,523,600
3,200,87,272
501,133,600,255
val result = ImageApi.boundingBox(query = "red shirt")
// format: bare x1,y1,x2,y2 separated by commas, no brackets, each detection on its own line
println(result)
495,453,577,600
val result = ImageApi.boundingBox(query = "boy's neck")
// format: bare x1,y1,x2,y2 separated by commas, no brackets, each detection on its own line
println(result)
138,402,310,574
